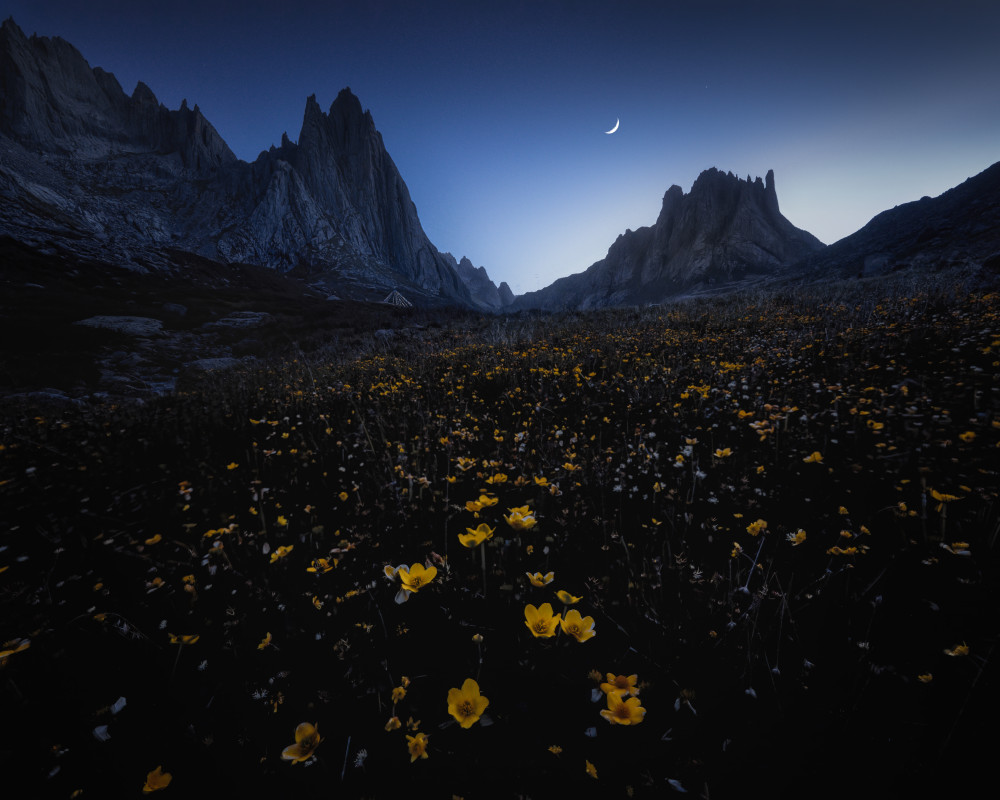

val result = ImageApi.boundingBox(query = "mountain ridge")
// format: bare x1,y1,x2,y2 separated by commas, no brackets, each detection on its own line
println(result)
786,159,1000,281
0,18,477,307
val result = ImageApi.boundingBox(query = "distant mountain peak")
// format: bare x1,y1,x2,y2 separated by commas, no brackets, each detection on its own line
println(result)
444,253,512,310
514,167,824,310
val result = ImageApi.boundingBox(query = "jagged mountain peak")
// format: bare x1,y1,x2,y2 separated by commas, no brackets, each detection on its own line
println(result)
330,86,365,118
443,253,512,310
514,167,824,310
0,19,480,306
0,17,235,170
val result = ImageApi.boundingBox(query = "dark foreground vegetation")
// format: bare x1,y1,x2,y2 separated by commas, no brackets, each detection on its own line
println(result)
1,275,998,798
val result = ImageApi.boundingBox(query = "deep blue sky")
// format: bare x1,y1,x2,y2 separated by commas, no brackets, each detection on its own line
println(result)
7,0,1000,293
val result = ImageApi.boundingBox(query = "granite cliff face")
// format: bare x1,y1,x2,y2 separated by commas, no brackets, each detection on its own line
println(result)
0,18,474,306
513,168,824,310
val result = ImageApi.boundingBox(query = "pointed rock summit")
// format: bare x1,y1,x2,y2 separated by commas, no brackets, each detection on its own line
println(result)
444,253,512,310
0,19,476,306
514,168,824,310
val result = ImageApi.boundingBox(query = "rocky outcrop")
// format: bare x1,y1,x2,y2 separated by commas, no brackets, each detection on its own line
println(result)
513,168,824,310
789,160,1000,279
444,252,512,310
0,19,234,169
0,18,475,306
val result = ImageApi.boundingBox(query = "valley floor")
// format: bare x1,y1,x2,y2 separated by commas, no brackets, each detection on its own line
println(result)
1,276,998,798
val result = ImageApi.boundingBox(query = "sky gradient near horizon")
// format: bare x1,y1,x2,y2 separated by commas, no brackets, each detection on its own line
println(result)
6,0,1000,294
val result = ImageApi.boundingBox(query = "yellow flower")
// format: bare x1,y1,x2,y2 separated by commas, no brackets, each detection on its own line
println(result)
269,545,294,563
786,529,807,546
803,451,824,463
746,519,767,537
385,716,401,731
142,766,172,793
534,476,549,486
562,462,580,471
465,500,483,514
276,515,288,527
0,638,30,667
838,506,849,515
455,456,476,471
944,643,969,657
477,494,499,507
560,608,596,642
917,674,933,683
447,678,490,729
398,563,437,593
485,473,507,484
458,523,495,548
226,462,239,470
600,673,639,697
524,603,561,638
505,506,537,531
406,732,429,762
144,534,162,545
257,632,272,650
585,760,598,779
168,633,199,645
306,557,335,573
312,596,324,609
714,447,732,458
338,491,349,501
526,571,554,587
600,692,646,725
555,590,581,604
281,722,322,764
548,745,563,755
959,431,976,443
930,488,963,513
392,685,407,703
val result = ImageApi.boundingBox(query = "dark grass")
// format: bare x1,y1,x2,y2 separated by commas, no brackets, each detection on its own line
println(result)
1,276,998,798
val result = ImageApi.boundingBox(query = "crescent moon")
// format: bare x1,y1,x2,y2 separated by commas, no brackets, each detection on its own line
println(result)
605,118,620,134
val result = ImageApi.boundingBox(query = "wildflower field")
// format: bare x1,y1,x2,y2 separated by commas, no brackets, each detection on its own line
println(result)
1,279,998,798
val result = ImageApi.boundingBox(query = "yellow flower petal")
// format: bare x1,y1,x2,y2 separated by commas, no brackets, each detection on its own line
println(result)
142,766,172,793
281,722,321,763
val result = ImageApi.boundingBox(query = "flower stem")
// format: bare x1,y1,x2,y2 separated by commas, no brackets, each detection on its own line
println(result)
480,542,487,598
169,644,184,684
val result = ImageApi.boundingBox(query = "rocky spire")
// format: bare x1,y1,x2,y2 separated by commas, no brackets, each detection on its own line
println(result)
513,168,824,310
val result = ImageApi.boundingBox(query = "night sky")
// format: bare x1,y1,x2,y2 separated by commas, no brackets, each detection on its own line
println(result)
7,0,1000,294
